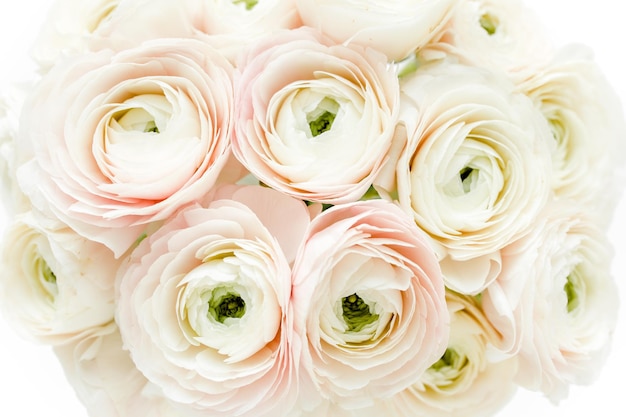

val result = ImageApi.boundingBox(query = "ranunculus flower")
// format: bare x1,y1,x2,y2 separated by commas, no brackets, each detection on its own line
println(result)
233,27,399,205
116,185,312,417
517,45,626,225
16,37,234,257
482,202,619,402
291,199,449,410
54,322,186,417
192,0,302,61
295,0,457,61
0,84,30,216
0,212,116,345
383,290,518,417
379,61,553,294
31,0,210,71
424,0,553,79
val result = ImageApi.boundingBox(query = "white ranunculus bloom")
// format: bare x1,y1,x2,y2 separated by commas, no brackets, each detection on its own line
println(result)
31,0,122,71
54,322,186,417
384,291,518,417
234,28,400,204
196,0,301,37
32,0,207,72
425,0,553,79
0,212,117,345
483,203,619,402
381,62,553,294
291,200,449,410
517,44,626,226
295,0,458,61
116,185,312,417
0,84,31,217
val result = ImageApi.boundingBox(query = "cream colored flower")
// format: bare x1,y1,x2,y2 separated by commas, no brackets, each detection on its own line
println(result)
517,45,626,226
54,322,185,417
386,291,518,417
0,212,116,345
295,0,457,61
382,61,553,294
483,203,619,401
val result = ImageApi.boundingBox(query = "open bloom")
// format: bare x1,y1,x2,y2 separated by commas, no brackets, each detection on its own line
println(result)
425,0,553,79
381,61,553,294
385,290,518,417
116,185,312,417
0,212,116,345
16,37,234,256
291,199,448,410
295,0,457,61
483,202,619,401
233,27,399,204
517,45,626,224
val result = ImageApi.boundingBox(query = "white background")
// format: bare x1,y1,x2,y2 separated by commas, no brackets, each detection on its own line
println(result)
0,1,624,416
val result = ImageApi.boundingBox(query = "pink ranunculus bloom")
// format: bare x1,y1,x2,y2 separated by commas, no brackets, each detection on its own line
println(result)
291,199,449,411
16,37,234,257
115,185,312,417
233,27,400,205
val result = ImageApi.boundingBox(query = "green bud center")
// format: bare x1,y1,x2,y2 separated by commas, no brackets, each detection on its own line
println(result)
208,289,246,323
431,348,467,372
479,13,498,35
342,293,379,332
307,98,339,137
459,166,477,193
564,273,581,313
232,0,258,10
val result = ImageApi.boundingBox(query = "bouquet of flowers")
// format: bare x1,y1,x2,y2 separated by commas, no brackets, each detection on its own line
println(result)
1,0,624,416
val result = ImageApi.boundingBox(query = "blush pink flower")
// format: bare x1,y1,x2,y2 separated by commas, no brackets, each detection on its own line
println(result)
233,27,399,205
16,37,234,257
115,185,312,417
291,199,449,410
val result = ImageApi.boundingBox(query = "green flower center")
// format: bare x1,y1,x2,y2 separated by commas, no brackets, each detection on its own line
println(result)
35,257,58,301
459,167,476,193
431,348,467,372
479,13,498,35
143,120,159,133
342,293,379,332
307,98,339,137
232,0,258,10
208,289,246,323
564,272,582,313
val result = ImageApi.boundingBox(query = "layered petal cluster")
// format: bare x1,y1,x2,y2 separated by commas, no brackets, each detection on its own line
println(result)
291,199,448,410
483,203,619,401
517,45,626,224
385,291,518,417
115,185,312,417
233,27,399,204
424,0,553,78
295,0,457,61
0,212,117,345
16,37,234,256
54,322,185,417
31,0,208,71
384,62,553,294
